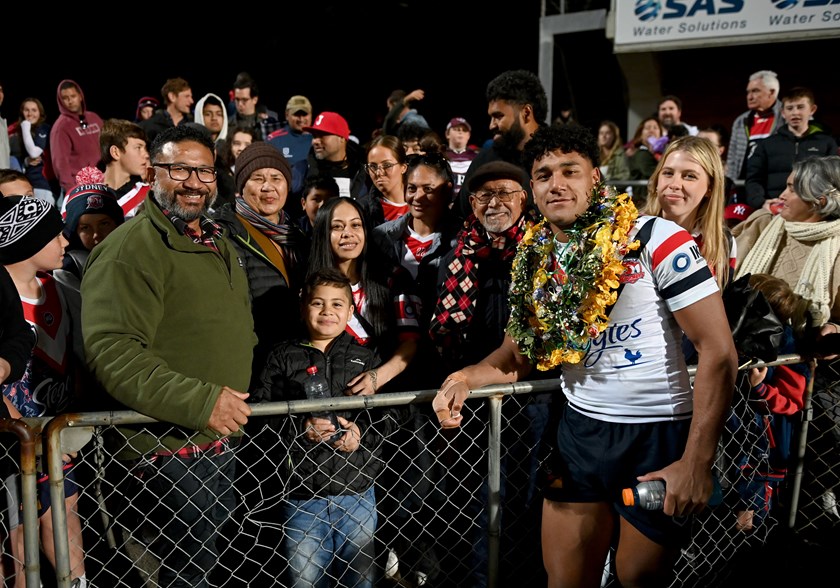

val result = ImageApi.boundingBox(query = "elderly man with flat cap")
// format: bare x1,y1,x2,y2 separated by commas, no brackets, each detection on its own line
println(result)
429,160,552,586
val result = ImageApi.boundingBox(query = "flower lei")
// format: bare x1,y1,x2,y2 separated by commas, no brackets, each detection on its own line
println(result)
506,183,639,371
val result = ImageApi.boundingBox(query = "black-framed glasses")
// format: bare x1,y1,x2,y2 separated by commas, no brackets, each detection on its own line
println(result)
152,163,217,183
364,162,399,175
471,189,524,205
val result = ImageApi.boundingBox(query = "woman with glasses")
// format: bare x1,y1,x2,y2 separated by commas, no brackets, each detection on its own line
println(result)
357,134,409,228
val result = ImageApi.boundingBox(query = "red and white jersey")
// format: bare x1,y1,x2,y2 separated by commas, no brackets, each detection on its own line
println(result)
118,181,151,219
21,273,70,375
346,282,370,345
561,216,719,424
400,227,437,280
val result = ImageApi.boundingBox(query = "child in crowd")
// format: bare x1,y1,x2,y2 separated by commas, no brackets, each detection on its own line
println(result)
730,273,812,532
297,173,339,238
0,195,88,587
252,268,398,587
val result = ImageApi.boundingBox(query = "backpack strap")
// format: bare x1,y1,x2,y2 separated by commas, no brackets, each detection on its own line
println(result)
604,217,657,317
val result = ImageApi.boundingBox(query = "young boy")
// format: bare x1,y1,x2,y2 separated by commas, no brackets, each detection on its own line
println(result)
0,195,88,587
252,267,397,587
297,173,339,237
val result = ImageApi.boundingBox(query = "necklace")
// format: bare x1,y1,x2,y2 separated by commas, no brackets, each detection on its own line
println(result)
506,183,639,370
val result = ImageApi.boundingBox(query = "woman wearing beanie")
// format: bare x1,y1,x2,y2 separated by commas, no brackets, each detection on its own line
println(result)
213,142,309,392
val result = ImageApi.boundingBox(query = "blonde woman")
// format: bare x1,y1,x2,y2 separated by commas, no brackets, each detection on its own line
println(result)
645,135,735,291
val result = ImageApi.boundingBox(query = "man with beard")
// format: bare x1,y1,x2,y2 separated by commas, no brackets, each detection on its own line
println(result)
430,161,551,585
456,69,548,220
81,124,256,587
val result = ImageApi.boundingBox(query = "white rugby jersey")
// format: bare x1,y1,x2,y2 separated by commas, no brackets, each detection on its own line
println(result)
560,215,719,424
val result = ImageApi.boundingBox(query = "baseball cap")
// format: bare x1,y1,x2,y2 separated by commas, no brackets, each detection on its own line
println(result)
724,202,755,222
447,117,471,132
303,112,350,140
286,95,312,115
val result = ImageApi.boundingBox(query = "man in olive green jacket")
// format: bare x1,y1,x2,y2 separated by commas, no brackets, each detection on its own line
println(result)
82,125,256,587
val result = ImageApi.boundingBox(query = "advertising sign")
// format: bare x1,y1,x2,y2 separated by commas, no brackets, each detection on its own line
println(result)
614,0,840,52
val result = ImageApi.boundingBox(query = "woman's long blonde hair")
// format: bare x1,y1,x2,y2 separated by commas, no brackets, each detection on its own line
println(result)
644,135,731,289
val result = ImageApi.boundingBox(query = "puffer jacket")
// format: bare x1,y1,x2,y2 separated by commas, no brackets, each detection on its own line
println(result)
251,332,398,498
213,202,309,390
745,124,839,208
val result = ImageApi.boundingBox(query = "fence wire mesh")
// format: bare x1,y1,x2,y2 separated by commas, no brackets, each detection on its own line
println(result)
0,357,838,587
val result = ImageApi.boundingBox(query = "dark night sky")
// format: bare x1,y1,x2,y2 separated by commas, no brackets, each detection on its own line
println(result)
4,3,543,146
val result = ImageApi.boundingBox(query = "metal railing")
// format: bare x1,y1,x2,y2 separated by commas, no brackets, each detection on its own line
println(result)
1,353,837,587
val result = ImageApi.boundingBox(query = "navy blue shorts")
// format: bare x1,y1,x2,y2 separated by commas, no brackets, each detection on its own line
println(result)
546,407,693,546
36,461,79,518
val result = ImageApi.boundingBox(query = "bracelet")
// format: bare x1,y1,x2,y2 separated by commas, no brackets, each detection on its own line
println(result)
369,369,378,392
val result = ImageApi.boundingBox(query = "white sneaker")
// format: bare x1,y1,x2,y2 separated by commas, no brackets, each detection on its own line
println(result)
821,490,840,519
385,548,400,579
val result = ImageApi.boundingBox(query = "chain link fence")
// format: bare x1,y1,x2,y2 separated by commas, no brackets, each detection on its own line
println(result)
1,355,838,587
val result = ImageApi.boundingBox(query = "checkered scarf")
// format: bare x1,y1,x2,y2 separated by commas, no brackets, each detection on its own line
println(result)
429,212,529,357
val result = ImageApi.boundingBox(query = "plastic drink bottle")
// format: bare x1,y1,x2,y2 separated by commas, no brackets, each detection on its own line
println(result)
622,477,723,510
303,366,341,439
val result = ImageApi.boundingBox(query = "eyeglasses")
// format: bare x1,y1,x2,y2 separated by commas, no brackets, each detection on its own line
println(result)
364,162,399,175
153,163,217,183
471,189,524,205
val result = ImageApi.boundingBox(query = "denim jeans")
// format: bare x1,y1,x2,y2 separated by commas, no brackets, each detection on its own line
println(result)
281,486,377,588
127,446,237,588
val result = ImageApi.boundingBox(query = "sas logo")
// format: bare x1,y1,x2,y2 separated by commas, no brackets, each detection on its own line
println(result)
772,0,798,7
633,0,744,20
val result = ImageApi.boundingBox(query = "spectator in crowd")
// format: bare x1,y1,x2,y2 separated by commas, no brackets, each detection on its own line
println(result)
745,86,838,211
0,169,34,197
726,70,783,184
214,142,309,392
50,79,104,196
443,117,479,199
398,122,440,157
645,135,735,291
54,182,124,286
81,124,257,587
457,69,548,219
0,195,88,588
96,118,150,218
139,77,194,146
267,95,314,195
597,119,630,183
657,94,699,137
303,111,369,199
383,88,431,137
729,273,811,532
625,116,665,208
357,134,409,228
251,268,398,588
724,201,755,230
370,151,460,581
734,155,840,531
644,134,736,364
429,161,548,585
134,95,159,123
308,196,419,394
229,73,281,140
297,172,339,238
215,124,261,207
9,97,59,205
433,123,737,588
193,92,229,145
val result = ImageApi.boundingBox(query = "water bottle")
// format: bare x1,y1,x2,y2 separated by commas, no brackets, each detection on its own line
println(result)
622,480,666,510
303,366,340,439
622,477,723,510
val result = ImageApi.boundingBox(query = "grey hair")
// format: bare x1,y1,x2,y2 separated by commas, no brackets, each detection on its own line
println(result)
793,155,840,219
749,70,779,94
